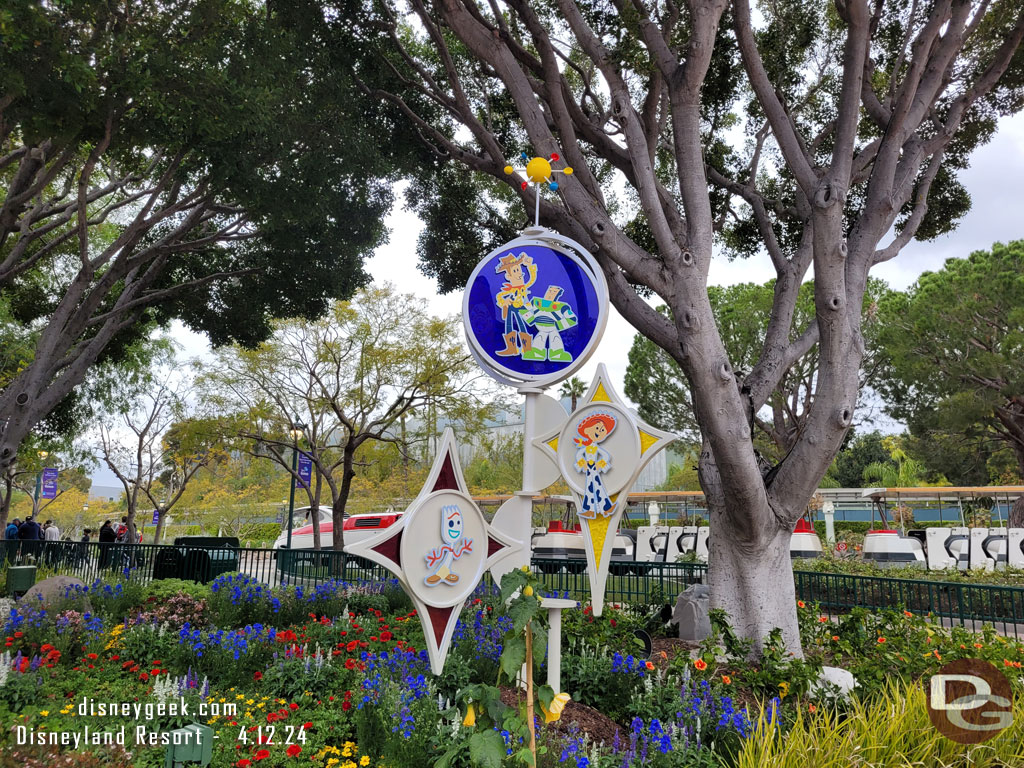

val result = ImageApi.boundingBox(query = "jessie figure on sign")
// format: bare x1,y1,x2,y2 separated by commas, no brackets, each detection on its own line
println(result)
574,413,616,518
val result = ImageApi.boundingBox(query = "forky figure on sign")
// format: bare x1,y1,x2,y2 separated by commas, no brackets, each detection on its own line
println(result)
424,505,474,586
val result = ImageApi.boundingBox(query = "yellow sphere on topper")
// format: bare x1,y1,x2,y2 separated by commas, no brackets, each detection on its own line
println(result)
505,150,573,191
526,156,552,183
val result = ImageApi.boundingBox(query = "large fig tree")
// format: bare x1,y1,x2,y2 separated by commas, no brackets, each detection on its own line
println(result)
348,0,1024,652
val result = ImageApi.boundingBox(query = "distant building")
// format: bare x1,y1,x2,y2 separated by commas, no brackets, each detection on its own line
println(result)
88,484,123,503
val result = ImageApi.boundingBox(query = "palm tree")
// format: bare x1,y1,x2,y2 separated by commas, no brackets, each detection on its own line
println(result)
559,377,586,412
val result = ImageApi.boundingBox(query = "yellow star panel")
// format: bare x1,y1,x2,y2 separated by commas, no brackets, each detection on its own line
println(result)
531,364,677,615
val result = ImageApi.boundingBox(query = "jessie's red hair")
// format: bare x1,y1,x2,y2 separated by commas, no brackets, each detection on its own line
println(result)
575,413,616,446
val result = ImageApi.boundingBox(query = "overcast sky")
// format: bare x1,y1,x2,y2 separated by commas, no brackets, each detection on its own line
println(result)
93,111,1024,487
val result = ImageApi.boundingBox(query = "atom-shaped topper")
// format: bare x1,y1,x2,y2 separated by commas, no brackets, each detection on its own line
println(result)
504,151,573,191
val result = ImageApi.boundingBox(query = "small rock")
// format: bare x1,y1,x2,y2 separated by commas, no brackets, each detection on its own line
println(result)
812,665,857,700
19,576,91,613
672,584,711,643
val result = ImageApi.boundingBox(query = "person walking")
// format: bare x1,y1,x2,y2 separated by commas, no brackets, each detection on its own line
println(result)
77,528,92,568
43,519,60,566
4,518,20,563
17,515,42,562
98,520,115,569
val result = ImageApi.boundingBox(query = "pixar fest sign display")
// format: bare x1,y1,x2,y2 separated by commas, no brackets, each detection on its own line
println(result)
346,151,675,674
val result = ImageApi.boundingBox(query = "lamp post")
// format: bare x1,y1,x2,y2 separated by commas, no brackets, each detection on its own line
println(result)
33,450,49,515
285,418,306,549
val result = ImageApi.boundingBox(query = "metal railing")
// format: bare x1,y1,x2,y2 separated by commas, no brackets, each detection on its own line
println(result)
1,540,393,588
3,540,1022,638
793,570,1024,639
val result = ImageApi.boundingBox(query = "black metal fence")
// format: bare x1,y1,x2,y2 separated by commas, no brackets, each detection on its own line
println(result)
0,540,392,588
3,540,1023,639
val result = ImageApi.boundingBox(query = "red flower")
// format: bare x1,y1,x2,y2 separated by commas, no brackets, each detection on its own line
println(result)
111,655,120,660
152,659,162,665
255,750,270,761
14,632,23,638
267,713,277,723
345,659,356,670
286,745,302,757
380,631,392,642
138,672,149,682
342,701,351,711
302,722,313,730
236,761,251,767
254,671,263,681
346,641,358,652
289,702,298,711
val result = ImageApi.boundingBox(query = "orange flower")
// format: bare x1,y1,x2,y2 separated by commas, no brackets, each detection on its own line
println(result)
694,658,708,671
808,703,817,713
797,601,806,608
818,616,828,623
903,611,913,618
645,661,655,671
974,643,983,649
831,635,839,642
721,675,732,685
877,637,886,644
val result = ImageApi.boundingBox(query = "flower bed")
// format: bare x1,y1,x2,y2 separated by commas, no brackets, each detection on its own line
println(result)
0,570,1022,767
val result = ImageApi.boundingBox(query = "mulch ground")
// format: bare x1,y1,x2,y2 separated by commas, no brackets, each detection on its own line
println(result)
499,686,623,747
494,637,703,749
651,636,699,666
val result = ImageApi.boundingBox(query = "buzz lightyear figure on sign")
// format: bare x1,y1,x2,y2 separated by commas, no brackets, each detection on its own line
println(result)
574,413,617,518
494,252,537,358
424,505,474,586
519,285,577,362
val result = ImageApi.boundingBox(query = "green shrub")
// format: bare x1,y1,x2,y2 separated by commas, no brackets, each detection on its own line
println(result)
141,578,212,603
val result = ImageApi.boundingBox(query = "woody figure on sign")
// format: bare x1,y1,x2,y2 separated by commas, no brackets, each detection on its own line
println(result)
494,252,536,357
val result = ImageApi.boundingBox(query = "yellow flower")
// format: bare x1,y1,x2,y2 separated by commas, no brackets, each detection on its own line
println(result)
39,711,49,717
462,703,477,727
326,760,338,767
778,681,790,699
540,693,571,723
360,758,370,767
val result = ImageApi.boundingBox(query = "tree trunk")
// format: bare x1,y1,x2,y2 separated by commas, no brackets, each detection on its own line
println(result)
153,508,167,545
707,505,800,655
0,473,11,538
1010,448,1024,528
331,447,355,553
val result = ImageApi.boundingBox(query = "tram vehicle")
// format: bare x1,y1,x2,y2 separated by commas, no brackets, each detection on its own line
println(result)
271,507,402,552
859,488,1024,571
272,488,1024,573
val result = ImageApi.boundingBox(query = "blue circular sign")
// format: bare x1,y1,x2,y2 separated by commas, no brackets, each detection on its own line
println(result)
463,232,607,387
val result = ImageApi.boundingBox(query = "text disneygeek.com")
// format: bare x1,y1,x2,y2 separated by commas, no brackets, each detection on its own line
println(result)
15,696,237,748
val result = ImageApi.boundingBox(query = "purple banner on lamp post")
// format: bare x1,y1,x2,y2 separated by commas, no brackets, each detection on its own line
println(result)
41,468,58,499
298,453,312,488
152,509,160,525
